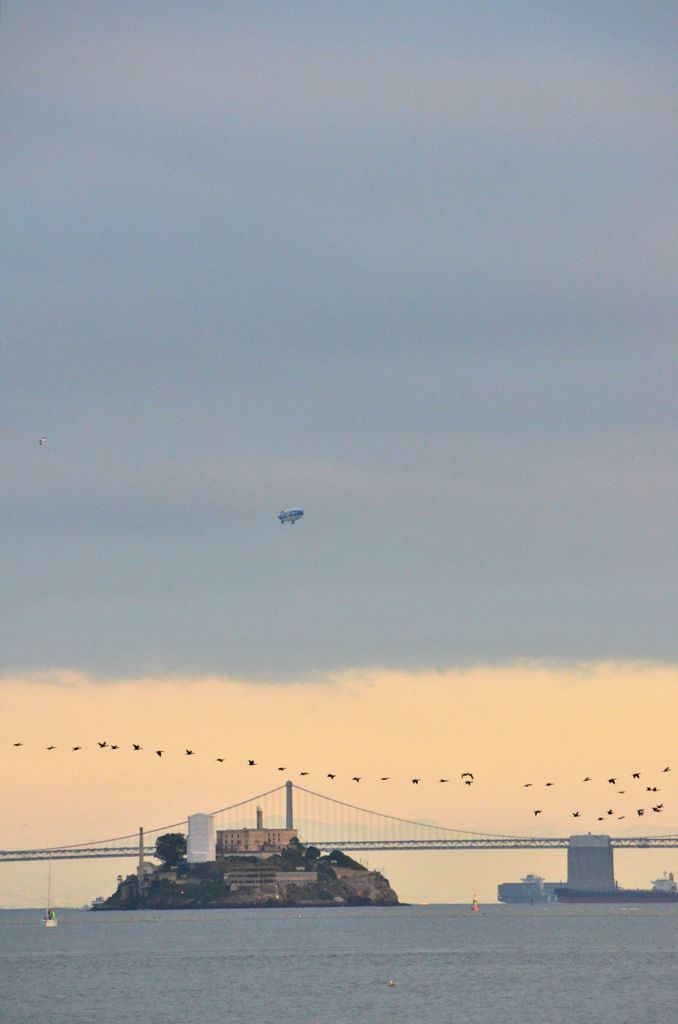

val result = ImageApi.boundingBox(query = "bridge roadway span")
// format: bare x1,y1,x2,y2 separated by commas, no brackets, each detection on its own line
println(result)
3,835,678,862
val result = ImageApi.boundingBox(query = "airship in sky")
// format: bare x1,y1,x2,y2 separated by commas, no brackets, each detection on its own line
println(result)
278,508,304,525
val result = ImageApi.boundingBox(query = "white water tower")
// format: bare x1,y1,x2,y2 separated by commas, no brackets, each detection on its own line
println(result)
187,813,216,863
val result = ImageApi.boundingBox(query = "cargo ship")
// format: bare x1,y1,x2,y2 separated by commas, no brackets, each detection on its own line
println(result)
498,874,562,904
555,871,678,904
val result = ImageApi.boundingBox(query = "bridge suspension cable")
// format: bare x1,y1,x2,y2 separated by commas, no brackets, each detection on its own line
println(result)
4,781,678,861
292,783,532,840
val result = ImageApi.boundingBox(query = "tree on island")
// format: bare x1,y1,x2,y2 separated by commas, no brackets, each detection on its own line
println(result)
327,849,366,871
155,832,187,868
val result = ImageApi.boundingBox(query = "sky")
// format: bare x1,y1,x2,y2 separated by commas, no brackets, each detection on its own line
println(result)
1,2,677,906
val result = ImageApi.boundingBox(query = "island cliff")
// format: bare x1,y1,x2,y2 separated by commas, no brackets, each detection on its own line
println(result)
93,842,399,910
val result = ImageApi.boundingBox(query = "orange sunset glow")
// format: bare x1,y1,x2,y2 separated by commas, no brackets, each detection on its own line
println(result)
3,661,677,906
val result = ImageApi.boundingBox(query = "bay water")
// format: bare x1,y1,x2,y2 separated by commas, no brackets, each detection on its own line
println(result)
1,904,676,1023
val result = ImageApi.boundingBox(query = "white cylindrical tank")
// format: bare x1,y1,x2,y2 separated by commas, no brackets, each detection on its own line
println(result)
187,813,216,863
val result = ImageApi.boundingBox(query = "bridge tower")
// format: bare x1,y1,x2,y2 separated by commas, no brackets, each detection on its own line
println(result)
286,780,294,830
567,834,615,891
137,827,145,900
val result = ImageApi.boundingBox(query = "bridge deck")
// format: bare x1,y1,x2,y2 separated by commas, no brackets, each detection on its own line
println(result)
3,836,678,862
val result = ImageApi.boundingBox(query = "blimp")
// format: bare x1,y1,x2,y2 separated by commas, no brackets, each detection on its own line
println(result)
278,508,304,525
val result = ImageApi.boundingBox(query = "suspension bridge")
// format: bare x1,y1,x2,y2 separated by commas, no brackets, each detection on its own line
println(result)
2,781,678,863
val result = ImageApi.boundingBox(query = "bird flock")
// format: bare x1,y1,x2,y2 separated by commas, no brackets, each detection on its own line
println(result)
7,741,673,827
522,770,671,823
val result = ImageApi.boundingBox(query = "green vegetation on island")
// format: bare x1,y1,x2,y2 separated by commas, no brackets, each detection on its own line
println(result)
93,834,399,910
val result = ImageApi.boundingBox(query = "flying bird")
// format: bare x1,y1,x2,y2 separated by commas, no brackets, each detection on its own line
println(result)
637,809,644,816
646,786,659,792
216,758,225,763
299,771,309,776
326,773,336,779
352,777,361,783
110,745,119,750
39,437,47,445
662,767,671,773
572,812,580,817
582,777,592,782
98,741,107,748
411,778,420,785
632,772,641,779
46,746,56,750
155,750,164,757
277,767,286,772
523,783,533,788
185,750,194,756
248,760,256,766
464,779,473,786
439,779,449,783
545,782,554,787
607,778,617,785
72,746,82,751
461,772,474,780
133,744,141,751
533,810,542,816
13,742,22,747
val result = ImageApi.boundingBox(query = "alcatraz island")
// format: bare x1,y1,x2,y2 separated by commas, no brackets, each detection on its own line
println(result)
93,805,399,910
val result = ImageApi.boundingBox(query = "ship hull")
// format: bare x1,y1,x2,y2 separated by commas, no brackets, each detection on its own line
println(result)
555,887,678,903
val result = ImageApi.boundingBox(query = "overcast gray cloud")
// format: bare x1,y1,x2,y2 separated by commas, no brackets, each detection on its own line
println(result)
2,2,676,678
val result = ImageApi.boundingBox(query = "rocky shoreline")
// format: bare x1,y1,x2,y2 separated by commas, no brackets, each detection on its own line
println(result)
92,844,399,911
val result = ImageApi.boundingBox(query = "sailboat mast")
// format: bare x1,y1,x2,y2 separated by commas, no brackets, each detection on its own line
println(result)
43,853,57,926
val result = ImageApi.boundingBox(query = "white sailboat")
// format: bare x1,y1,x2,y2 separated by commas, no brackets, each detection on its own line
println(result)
43,857,57,928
